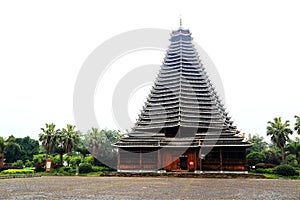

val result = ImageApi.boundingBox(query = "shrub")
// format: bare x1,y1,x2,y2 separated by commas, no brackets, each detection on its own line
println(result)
58,166,75,175
284,154,298,168
34,163,45,172
83,155,93,165
79,163,93,173
24,160,33,167
12,160,24,168
52,164,64,169
33,154,46,165
51,155,61,165
255,163,277,169
69,156,82,167
274,164,296,176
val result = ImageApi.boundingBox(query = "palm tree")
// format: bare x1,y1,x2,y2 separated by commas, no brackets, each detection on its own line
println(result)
267,117,293,162
294,115,300,135
39,123,59,159
53,130,66,165
84,128,107,164
286,138,300,162
62,124,81,166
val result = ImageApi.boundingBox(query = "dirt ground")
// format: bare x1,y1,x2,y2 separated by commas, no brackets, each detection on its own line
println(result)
0,176,299,199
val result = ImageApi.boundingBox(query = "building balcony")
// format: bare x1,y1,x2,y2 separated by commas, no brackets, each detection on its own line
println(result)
148,96,179,102
140,112,179,119
169,40,192,46
143,109,179,115
138,118,179,125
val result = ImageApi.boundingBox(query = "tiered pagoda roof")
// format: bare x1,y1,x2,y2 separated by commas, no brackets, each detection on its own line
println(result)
115,26,251,148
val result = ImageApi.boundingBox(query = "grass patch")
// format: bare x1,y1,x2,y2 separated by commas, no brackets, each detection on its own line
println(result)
262,173,300,179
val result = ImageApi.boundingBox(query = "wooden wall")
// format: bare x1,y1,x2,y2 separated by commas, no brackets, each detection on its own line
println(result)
118,147,247,172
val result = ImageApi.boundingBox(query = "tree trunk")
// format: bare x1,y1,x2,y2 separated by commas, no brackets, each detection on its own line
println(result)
0,151,4,167
46,146,49,159
281,147,285,163
60,152,63,165
67,146,71,166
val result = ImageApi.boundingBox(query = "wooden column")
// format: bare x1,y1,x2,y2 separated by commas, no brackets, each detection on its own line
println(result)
199,148,202,171
194,149,197,170
139,149,142,170
220,148,223,171
118,149,120,170
157,148,161,170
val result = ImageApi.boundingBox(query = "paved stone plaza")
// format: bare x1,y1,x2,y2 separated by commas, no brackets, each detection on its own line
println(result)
0,176,299,199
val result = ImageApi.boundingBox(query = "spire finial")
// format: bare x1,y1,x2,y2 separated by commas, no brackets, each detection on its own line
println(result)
180,15,182,28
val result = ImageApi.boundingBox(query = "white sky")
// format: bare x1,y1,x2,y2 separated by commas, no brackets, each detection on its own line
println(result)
1,0,300,140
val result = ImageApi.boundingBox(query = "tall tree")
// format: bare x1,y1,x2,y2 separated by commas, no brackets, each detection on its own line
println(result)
246,134,268,154
16,136,39,162
294,115,300,135
0,135,18,166
267,117,293,162
83,128,121,166
52,130,66,165
39,123,59,158
62,124,80,166
0,136,7,167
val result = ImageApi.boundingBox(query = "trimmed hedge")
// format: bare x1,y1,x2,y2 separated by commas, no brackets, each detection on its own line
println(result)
58,166,75,175
274,164,296,176
0,166,22,172
255,168,274,174
1,169,34,175
92,166,112,172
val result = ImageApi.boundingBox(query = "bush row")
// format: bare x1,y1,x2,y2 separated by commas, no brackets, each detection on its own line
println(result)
1,169,34,175
255,164,297,176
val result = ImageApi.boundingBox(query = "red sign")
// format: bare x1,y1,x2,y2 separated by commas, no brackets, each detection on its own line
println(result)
46,159,52,172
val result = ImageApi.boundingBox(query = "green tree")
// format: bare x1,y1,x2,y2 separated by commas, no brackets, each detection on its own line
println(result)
246,152,266,166
246,134,268,154
17,136,39,162
286,138,300,162
39,123,60,158
0,136,7,166
62,124,81,166
264,145,281,165
75,139,90,158
4,142,21,163
83,128,121,167
5,136,39,163
294,115,300,135
84,128,105,162
267,117,293,162
0,135,18,166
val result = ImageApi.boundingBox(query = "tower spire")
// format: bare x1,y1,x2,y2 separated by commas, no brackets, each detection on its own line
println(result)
180,15,182,28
